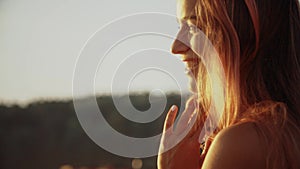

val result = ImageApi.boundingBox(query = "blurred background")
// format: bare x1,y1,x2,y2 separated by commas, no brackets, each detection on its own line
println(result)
0,93,188,169
0,0,192,169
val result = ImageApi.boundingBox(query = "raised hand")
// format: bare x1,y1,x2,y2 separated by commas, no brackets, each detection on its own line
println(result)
157,98,208,169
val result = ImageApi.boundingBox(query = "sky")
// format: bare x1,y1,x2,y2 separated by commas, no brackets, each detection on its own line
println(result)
0,0,191,104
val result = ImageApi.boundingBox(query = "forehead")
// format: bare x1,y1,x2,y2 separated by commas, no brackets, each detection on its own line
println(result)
177,0,197,20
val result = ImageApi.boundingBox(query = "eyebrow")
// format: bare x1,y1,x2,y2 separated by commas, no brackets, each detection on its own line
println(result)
177,15,197,24
183,15,197,20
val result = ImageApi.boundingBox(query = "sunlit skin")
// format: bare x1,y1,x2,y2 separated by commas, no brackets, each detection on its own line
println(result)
157,0,207,168
157,0,266,168
172,0,199,93
157,100,207,169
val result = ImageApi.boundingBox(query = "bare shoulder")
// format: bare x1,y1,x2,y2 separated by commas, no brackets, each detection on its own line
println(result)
202,122,266,169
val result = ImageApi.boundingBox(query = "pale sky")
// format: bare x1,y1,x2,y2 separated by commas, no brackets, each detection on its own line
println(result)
0,0,191,104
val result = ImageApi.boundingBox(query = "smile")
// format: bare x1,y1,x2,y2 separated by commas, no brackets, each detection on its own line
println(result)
182,57,199,63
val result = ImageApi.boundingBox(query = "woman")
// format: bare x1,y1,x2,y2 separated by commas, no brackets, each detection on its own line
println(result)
158,0,300,168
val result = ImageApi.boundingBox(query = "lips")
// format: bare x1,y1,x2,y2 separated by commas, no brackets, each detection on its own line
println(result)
181,56,199,94
182,57,199,74
182,57,199,63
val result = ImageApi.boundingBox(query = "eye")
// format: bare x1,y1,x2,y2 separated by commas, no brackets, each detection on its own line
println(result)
188,24,200,34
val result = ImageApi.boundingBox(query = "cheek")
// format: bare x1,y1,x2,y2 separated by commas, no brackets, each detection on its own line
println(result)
190,33,206,58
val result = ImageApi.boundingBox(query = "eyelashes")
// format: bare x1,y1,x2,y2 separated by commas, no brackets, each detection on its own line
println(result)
188,24,200,34
178,22,201,35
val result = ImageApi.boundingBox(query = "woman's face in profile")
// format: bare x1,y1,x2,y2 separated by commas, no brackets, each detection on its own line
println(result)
172,0,199,93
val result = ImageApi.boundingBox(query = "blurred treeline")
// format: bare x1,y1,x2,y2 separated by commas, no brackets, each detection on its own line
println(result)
0,93,188,169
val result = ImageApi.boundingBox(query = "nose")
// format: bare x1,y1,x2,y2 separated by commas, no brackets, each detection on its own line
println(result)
171,38,190,54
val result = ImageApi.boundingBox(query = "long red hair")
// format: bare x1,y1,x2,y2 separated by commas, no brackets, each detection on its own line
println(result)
194,0,300,168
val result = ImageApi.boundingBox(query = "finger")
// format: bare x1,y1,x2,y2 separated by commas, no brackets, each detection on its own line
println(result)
163,105,178,132
176,98,197,131
183,99,206,138
178,107,205,139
